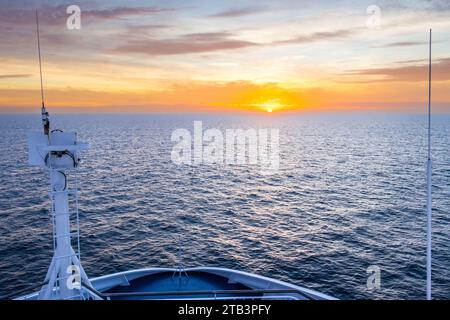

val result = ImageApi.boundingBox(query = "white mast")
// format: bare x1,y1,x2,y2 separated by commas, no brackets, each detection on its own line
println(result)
426,29,432,301
28,10,94,300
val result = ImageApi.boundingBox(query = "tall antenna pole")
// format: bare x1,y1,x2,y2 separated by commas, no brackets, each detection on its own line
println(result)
426,28,432,301
36,9,45,108
35,9,50,135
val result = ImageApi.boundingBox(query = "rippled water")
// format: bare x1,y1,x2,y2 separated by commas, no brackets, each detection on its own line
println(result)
0,113,449,299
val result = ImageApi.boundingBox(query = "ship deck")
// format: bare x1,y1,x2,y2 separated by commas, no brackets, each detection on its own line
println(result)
15,267,336,300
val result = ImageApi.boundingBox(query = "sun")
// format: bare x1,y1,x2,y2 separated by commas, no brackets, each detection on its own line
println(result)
257,98,284,113
236,90,298,112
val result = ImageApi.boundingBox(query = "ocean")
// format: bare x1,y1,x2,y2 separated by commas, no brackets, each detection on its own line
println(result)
0,113,449,299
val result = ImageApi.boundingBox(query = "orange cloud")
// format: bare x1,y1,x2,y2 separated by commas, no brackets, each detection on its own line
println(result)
342,58,450,82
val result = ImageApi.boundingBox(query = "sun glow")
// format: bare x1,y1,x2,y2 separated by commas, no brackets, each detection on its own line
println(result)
233,85,304,112
257,98,285,113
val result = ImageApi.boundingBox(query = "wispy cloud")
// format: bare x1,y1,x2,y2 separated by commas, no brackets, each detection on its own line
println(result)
405,0,450,10
374,41,428,48
83,6,175,20
0,74,32,79
208,6,266,18
125,24,171,31
276,28,358,44
343,58,450,82
0,5,174,26
0,4,177,58
397,59,428,64
112,32,259,55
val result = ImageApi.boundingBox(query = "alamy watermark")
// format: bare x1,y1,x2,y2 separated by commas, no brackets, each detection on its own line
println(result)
366,265,381,290
66,4,81,30
171,121,280,174
366,5,382,29
66,265,81,290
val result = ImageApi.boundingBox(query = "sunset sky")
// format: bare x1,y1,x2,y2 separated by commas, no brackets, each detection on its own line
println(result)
0,0,449,113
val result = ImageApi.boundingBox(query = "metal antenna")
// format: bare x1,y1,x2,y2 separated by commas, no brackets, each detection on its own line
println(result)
36,9,45,108
35,9,50,135
426,28,432,301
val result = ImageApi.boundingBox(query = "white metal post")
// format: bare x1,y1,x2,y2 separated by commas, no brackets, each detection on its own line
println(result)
426,29,432,301
51,170,74,299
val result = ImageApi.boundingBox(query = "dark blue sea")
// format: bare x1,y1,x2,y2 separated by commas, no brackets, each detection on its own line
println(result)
0,113,449,299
